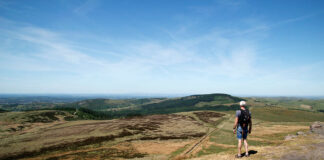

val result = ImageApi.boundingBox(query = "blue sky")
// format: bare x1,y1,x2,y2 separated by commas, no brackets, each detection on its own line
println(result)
0,0,324,96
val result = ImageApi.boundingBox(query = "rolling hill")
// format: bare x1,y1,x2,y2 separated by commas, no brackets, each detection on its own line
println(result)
55,93,244,120
0,93,324,159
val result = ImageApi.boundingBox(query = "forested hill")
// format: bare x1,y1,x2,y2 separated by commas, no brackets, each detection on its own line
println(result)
54,93,244,120
0,93,244,120
141,93,243,110
60,93,243,111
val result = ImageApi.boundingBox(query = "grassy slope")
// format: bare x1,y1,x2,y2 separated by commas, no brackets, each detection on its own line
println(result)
138,93,243,113
62,98,165,111
0,112,208,160
0,98,165,112
178,97,324,158
192,107,322,158
247,97,324,111
4,94,324,122
0,110,70,123
46,93,244,120
250,107,324,122
0,103,57,111
0,108,7,113
1,94,324,159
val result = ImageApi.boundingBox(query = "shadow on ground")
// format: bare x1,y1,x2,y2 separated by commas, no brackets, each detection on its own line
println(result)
241,150,258,157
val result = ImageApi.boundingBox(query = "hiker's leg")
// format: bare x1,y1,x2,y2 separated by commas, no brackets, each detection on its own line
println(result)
238,139,242,155
243,139,248,155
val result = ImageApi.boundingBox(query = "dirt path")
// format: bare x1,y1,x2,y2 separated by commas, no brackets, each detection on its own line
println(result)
181,114,230,157
184,127,218,155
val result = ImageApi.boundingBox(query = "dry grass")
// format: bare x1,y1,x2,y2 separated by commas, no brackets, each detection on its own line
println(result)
0,112,208,160
252,124,308,137
193,112,225,125
190,132,324,160
189,119,323,160
131,140,193,155
184,109,321,159
1,108,323,160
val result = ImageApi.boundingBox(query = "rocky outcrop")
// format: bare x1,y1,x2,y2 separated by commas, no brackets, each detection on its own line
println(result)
284,131,306,140
279,142,324,160
280,122,324,159
285,122,323,141
310,121,324,135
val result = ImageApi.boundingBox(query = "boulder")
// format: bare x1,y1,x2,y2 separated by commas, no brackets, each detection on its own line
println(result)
310,121,324,135
296,131,305,136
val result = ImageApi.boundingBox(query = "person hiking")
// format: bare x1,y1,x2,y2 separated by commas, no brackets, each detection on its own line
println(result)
233,101,252,158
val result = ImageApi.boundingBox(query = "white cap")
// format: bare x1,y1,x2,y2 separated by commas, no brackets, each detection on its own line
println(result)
240,101,246,106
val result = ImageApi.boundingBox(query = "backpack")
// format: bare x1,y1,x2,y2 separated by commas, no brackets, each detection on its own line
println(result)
239,109,250,127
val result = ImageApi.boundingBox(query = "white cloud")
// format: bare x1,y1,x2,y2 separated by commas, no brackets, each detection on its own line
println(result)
1,14,322,95
0,20,259,80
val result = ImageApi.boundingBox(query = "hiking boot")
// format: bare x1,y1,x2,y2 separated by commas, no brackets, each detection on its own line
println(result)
235,154,243,158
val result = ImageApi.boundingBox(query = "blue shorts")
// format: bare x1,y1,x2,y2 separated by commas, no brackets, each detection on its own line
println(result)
237,126,248,139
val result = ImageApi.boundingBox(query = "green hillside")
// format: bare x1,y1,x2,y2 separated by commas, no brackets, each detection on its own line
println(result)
0,110,70,123
140,93,243,112
251,107,324,122
0,103,57,111
3,94,323,122
0,93,244,121
0,98,165,112
61,98,165,111
1,94,324,160
0,108,8,113
57,93,244,120
248,97,324,111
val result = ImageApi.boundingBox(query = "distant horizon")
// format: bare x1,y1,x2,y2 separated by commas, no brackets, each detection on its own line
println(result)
0,92,323,98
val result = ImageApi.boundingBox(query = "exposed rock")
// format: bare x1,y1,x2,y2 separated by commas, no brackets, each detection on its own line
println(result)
310,121,324,135
285,134,297,140
279,142,324,160
296,131,305,136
